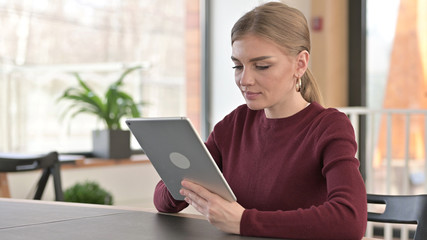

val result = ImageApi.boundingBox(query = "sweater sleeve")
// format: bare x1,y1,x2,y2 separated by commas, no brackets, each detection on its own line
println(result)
240,112,367,240
153,180,188,213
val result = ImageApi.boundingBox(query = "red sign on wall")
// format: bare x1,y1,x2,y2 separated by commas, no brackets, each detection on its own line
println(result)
311,17,323,31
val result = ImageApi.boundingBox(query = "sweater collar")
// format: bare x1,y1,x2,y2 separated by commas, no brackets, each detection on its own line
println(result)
259,102,323,129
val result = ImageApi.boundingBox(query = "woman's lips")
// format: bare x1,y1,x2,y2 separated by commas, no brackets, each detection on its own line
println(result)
244,91,261,100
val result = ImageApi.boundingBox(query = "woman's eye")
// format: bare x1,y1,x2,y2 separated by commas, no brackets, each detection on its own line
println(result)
256,65,270,70
232,65,243,70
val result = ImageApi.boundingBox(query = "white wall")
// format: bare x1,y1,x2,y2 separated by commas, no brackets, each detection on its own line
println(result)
209,0,311,127
209,0,258,126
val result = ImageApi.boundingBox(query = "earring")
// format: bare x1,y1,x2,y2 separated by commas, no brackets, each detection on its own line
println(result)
296,78,302,92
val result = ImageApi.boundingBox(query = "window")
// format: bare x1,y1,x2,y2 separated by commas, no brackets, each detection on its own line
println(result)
365,0,427,194
366,0,400,109
0,0,193,153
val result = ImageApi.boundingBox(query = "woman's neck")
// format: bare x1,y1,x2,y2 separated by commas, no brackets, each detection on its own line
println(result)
264,96,309,119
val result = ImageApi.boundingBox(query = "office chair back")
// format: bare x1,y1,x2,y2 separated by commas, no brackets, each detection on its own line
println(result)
0,151,63,201
367,194,427,240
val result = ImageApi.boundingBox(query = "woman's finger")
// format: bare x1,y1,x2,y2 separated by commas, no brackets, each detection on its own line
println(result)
180,187,209,216
181,180,214,201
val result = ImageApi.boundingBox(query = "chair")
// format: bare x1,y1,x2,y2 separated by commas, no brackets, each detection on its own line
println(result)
0,151,64,201
367,194,427,240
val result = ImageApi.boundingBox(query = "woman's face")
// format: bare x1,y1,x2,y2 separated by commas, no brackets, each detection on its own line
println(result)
231,34,307,118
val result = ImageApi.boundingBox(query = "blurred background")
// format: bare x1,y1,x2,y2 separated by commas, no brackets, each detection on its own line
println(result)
1,1,427,239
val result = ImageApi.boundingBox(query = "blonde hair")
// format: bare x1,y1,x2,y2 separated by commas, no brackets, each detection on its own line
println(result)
231,2,323,104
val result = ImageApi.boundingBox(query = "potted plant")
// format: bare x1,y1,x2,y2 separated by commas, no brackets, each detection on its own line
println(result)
58,66,143,159
64,180,113,205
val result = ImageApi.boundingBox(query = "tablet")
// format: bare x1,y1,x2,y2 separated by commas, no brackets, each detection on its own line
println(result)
125,117,236,202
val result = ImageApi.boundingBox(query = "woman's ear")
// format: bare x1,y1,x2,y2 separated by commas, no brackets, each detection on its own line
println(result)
295,50,309,76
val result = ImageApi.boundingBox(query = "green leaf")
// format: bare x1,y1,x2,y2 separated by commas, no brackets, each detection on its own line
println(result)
113,66,142,87
57,67,144,130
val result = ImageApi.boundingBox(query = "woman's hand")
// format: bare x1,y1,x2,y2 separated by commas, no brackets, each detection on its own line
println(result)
179,180,245,234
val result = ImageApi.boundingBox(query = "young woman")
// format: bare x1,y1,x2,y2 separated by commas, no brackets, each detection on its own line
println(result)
154,2,367,239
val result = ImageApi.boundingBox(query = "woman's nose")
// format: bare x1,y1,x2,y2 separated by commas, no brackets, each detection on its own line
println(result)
239,68,254,86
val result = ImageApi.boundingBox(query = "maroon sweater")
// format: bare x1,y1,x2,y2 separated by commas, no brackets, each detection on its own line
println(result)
154,102,367,239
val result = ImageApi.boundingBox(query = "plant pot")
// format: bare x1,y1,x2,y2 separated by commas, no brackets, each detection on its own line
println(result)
92,130,131,159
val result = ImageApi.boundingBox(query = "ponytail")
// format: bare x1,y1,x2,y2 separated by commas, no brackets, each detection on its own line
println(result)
301,68,323,105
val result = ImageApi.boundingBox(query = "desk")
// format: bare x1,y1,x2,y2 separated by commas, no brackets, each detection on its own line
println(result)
59,154,150,169
0,199,379,240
